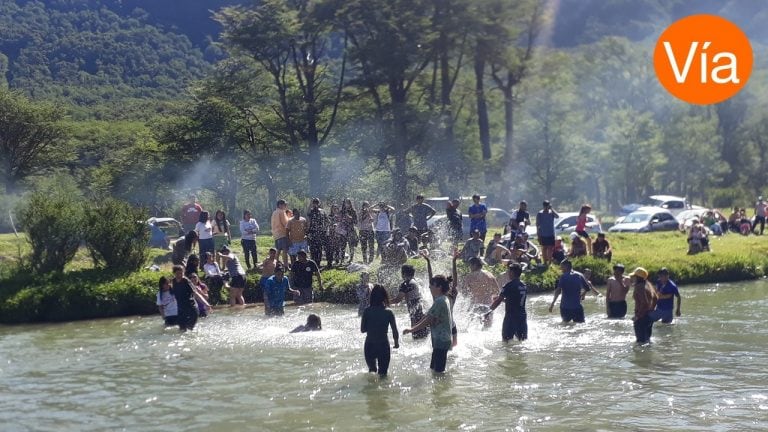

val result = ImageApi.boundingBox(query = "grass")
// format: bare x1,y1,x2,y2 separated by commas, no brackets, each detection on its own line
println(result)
1,230,768,323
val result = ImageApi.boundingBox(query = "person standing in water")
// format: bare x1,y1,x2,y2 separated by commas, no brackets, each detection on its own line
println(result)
171,265,211,331
650,267,682,324
361,285,400,377
157,276,178,327
605,263,630,318
291,250,322,304
391,264,429,340
263,265,300,316
403,274,454,373
631,267,658,344
422,249,459,347
548,260,592,323
218,246,247,307
459,256,499,325
485,263,527,342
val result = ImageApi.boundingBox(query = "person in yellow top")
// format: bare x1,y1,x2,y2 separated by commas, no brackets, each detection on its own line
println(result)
271,199,291,266
286,208,308,267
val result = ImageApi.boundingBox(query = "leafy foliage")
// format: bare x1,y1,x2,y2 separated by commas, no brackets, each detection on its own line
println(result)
17,177,84,273
83,198,150,273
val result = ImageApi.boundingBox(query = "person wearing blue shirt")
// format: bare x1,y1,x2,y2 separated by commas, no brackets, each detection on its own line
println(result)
468,194,488,241
548,260,592,323
263,265,300,316
650,267,682,323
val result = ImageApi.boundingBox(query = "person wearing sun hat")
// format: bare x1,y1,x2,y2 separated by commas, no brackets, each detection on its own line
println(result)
631,267,657,344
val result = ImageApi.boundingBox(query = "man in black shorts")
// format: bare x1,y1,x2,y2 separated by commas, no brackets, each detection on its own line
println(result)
536,200,559,265
291,250,323,304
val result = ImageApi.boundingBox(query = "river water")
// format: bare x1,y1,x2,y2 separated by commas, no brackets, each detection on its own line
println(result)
1,279,767,431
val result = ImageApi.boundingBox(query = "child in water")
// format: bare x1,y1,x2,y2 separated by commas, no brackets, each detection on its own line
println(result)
290,314,323,333
156,276,178,327
361,285,399,377
403,275,453,373
356,272,373,317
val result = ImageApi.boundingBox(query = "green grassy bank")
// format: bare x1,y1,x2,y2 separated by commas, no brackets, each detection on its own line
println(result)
1,231,766,324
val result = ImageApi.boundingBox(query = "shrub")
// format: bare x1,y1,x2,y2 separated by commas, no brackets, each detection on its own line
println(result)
17,179,84,273
83,198,150,273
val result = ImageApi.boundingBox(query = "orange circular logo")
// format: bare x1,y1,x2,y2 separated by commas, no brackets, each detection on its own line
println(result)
653,14,752,105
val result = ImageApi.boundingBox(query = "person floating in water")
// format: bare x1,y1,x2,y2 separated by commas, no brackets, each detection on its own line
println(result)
361,285,400,377
403,274,454,373
290,314,322,333
485,263,527,342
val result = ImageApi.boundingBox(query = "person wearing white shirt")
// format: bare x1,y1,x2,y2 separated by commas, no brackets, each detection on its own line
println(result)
195,211,214,272
239,210,260,268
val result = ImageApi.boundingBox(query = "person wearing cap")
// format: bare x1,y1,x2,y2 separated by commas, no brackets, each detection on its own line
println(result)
536,200,559,265
218,246,247,307
605,264,630,318
631,267,657,344
485,262,527,342
650,267,682,324
291,250,322,304
754,196,767,235
461,229,485,263
468,194,488,241
548,260,592,323
263,264,300,316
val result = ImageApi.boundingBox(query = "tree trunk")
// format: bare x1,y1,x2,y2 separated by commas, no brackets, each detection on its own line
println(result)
475,50,491,160
502,85,514,170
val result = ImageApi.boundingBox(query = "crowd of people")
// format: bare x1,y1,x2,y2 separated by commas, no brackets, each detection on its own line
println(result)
153,193,687,375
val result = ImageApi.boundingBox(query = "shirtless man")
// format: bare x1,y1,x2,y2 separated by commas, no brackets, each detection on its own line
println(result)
459,256,499,326
605,263,630,318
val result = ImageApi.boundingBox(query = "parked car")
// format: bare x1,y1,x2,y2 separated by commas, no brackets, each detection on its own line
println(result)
641,195,691,216
503,212,603,241
608,207,679,233
428,207,512,236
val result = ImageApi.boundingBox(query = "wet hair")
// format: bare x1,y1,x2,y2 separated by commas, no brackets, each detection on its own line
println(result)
369,284,389,307
306,314,322,330
198,211,210,224
401,264,415,279
468,257,484,270
158,276,169,292
508,263,523,277
430,275,453,294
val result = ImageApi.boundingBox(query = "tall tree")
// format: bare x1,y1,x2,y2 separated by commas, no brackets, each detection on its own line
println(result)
215,0,346,196
0,88,67,193
331,0,435,203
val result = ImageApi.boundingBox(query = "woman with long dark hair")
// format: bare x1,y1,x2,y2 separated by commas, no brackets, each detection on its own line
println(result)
361,284,399,377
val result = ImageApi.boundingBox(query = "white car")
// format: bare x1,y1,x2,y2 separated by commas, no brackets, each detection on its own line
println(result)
641,195,690,216
608,207,678,233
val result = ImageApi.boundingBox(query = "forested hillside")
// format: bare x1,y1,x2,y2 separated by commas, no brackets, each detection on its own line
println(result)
0,0,214,119
3,0,768,229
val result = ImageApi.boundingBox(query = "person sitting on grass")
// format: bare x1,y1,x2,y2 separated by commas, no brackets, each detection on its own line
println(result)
687,222,709,254
290,314,322,333
739,208,752,235
552,237,567,263
172,230,198,266
484,233,511,266
568,233,588,258
462,229,485,263
592,233,613,262
728,207,740,233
